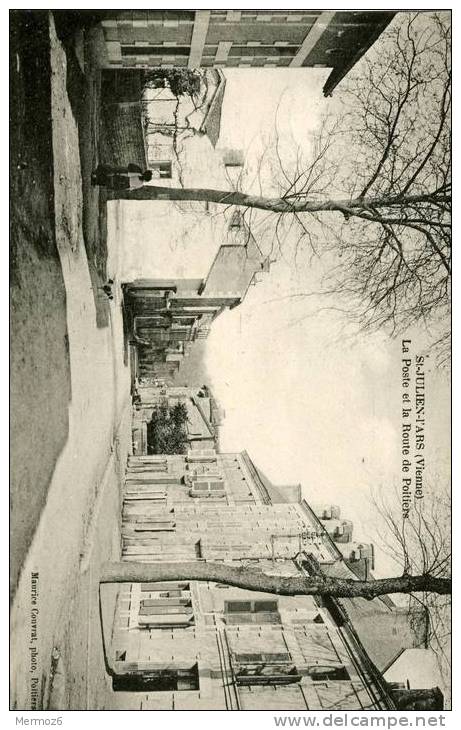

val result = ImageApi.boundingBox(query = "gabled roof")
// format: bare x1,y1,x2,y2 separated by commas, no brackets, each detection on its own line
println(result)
381,647,406,676
189,395,216,440
201,223,268,304
383,648,444,694
200,69,226,147
253,465,302,505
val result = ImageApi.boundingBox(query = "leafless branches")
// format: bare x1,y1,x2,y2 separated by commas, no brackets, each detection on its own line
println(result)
251,12,451,355
372,482,451,686
117,13,451,359
313,13,451,352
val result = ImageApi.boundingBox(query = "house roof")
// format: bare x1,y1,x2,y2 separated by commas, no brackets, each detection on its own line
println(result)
383,648,443,691
323,12,395,96
381,647,406,676
321,559,423,672
200,70,226,147
189,395,216,440
253,466,302,504
201,221,268,304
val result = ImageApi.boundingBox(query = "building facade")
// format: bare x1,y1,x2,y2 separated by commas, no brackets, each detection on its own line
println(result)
101,62,235,189
123,219,269,382
106,446,396,710
101,10,395,95
144,68,228,175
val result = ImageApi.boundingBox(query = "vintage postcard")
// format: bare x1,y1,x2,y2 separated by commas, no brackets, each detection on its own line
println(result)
10,7,451,717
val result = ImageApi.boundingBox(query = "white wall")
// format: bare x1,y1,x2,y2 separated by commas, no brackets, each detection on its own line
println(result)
108,129,238,283
108,198,234,284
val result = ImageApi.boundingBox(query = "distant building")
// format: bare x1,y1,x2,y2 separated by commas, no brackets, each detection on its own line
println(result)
100,10,395,95
101,66,233,175
123,221,269,382
310,503,374,569
104,385,443,710
109,448,396,710
143,68,230,179
384,649,443,700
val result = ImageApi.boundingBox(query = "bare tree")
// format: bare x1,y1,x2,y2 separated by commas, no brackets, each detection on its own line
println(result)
372,483,451,695
100,558,450,598
110,13,451,357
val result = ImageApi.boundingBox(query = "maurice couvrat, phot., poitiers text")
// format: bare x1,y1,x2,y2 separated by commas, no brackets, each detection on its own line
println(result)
29,571,40,709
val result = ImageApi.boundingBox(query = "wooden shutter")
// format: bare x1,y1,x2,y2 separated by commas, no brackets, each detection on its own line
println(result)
225,601,252,613
253,600,278,613
141,582,189,592
139,604,193,616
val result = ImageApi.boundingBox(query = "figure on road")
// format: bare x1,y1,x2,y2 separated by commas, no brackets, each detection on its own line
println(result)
91,164,152,190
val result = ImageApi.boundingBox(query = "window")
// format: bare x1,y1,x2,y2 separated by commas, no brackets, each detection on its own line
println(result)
210,483,225,492
231,653,301,686
235,653,291,664
128,457,168,472
151,161,172,179
121,45,191,57
158,590,182,598
132,520,175,532
189,479,226,498
138,583,194,627
225,601,252,613
189,464,221,476
253,600,278,613
229,46,295,57
138,606,194,627
139,603,193,616
308,666,350,681
186,449,217,463
141,582,189,592
113,664,199,692
225,600,278,613
224,599,281,625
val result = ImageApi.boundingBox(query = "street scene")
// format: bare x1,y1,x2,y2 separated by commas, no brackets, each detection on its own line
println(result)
10,9,451,713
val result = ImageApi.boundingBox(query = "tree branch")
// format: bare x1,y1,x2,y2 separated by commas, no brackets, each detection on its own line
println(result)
100,561,451,597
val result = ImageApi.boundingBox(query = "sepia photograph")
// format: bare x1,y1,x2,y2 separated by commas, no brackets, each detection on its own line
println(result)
10,7,451,715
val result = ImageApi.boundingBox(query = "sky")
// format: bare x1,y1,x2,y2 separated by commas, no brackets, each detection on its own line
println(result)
203,68,451,578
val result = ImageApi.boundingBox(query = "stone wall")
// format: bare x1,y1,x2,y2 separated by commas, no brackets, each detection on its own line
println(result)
101,70,147,168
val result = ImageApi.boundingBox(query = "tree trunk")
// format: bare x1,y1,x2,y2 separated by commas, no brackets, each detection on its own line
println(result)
100,561,451,597
108,185,448,215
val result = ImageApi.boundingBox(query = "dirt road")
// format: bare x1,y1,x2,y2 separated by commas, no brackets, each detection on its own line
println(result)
10,14,131,709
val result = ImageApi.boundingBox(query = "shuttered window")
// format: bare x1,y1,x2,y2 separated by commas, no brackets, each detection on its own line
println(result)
186,449,217,464
141,582,190,592
132,520,175,532
254,600,278,613
139,604,193,616
138,614,194,627
137,582,194,628
224,599,281,625
225,600,279,614
235,653,291,664
226,613,281,625
225,601,252,613
190,479,226,497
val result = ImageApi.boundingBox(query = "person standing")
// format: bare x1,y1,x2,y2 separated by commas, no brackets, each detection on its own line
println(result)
91,163,152,190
